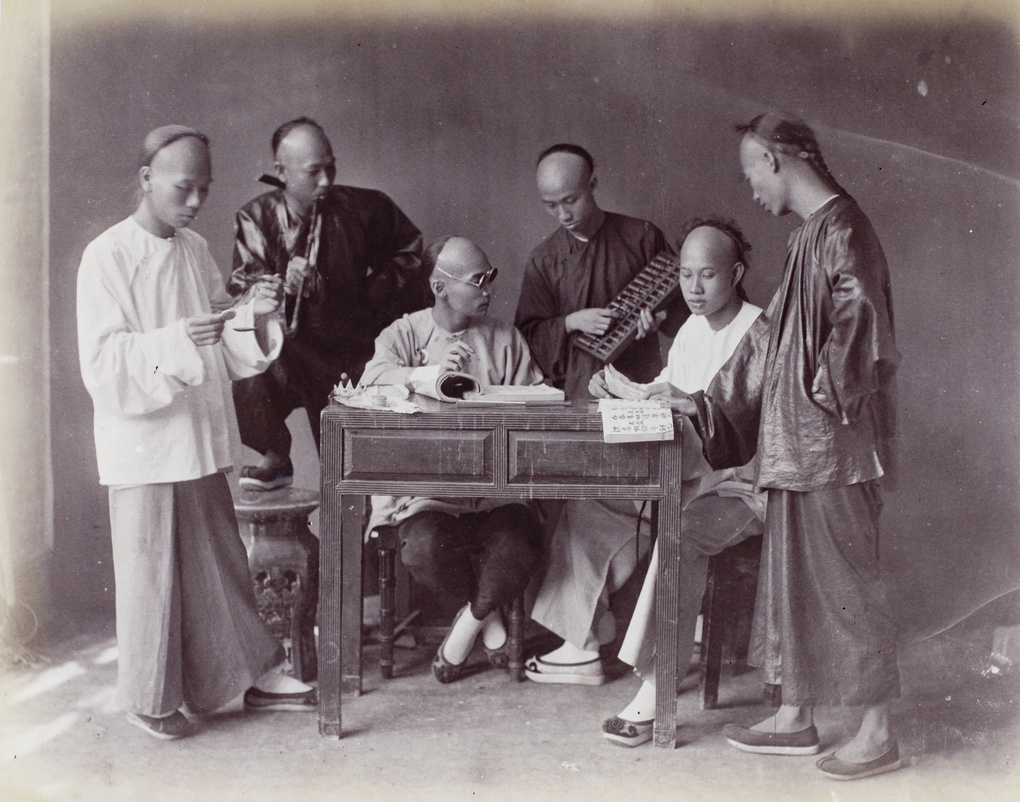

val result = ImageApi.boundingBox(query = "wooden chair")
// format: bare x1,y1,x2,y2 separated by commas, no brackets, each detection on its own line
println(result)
698,530,781,709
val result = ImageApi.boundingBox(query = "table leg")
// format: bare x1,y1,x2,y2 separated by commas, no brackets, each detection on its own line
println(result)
654,436,684,747
508,595,525,681
341,494,366,694
318,452,343,737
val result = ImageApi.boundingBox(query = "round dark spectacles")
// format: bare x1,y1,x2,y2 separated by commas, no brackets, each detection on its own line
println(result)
434,266,498,289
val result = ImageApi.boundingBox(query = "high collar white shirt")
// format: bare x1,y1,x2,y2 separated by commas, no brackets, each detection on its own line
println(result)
656,300,763,480
77,217,283,486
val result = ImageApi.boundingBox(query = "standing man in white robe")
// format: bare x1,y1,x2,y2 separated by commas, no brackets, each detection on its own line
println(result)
77,126,316,741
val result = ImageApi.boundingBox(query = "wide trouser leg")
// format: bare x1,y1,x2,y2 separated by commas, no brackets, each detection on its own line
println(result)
174,474,282,713
397,511,478,603
232,356,299,459
108,475,282,717
468,504,543,619
618,493,761,682
751,482,900,706
396,505,543,619
109,483,182,717
285,340,361,451
530,499,648,650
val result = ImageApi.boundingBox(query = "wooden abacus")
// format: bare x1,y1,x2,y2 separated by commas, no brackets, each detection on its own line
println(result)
573,251,683,363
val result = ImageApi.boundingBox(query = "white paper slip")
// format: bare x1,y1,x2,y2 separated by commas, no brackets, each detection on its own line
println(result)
598,399,675,443
602,363,650,401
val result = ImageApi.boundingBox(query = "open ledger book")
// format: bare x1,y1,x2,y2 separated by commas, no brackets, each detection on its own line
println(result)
407,365,565,404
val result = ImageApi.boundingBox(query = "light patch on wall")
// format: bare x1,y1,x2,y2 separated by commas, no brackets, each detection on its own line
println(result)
918,79,929,97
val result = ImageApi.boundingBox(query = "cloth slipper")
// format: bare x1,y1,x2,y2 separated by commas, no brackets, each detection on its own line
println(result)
816,743,902,780
127,711,194,740
433,605,473,684
239,462,294,491
523,654,605,686
482,610,510,669
602,716,654,747
722,723,821,755
243,686,317,712
483,638,511,670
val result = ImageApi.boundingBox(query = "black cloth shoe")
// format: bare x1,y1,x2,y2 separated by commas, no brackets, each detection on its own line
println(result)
816,743,902,780
239,462,294,491
127,711,194,740
722,723,821,755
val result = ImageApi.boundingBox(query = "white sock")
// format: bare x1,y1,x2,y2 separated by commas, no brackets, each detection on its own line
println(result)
481,610,507,650
442,605,484,665
617,679,656,722
255,664,311,694
596,610,616,645
540,641,600,664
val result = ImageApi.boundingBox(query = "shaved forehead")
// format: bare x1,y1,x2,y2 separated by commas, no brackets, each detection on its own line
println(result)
276,124,333,162
739,133,770,166
536,151,591,188
434,236,491,278
680,225,741,267
149,135,211,177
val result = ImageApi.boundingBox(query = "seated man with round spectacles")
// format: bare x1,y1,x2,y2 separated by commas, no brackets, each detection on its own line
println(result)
361,236,547,683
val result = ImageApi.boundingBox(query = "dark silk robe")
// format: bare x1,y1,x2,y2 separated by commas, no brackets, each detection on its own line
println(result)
227,185,426,379
693,195,900,492
514,212,688,400
692,195,902,705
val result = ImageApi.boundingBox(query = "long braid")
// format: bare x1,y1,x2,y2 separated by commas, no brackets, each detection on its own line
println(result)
736,113,847,196
796,135,846,197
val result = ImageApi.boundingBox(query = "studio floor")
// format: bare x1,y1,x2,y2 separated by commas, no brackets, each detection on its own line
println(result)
1,604,1018,802
5,418,1020,802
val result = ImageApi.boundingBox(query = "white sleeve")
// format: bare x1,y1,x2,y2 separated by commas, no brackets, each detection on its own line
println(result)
76,243,206,417
199,241,283,379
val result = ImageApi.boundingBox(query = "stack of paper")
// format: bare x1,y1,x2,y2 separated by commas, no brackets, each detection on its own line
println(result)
462,384,566,404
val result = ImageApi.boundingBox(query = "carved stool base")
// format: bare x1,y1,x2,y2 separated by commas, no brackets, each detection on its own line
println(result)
235,487,320,682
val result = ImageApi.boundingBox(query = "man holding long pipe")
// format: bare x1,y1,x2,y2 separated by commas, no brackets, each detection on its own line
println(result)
228,117,426,489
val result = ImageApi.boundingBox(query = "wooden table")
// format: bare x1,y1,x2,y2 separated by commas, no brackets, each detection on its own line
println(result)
318,396,684,747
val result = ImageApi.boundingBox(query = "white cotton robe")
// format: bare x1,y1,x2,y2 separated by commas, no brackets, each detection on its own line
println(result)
77,217,285,715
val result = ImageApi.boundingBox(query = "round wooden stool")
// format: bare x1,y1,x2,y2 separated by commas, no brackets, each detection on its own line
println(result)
235,487,320,682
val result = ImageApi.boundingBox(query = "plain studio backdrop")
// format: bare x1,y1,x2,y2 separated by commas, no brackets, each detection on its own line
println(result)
0,0,1017,689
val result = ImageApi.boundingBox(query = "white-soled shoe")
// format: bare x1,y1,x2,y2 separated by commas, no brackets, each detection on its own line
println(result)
602,716,654,747
523,654,605,686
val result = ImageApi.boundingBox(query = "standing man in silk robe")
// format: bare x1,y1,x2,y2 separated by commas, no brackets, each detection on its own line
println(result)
648,113,902,780
514,144,688,684
228,117,426,490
